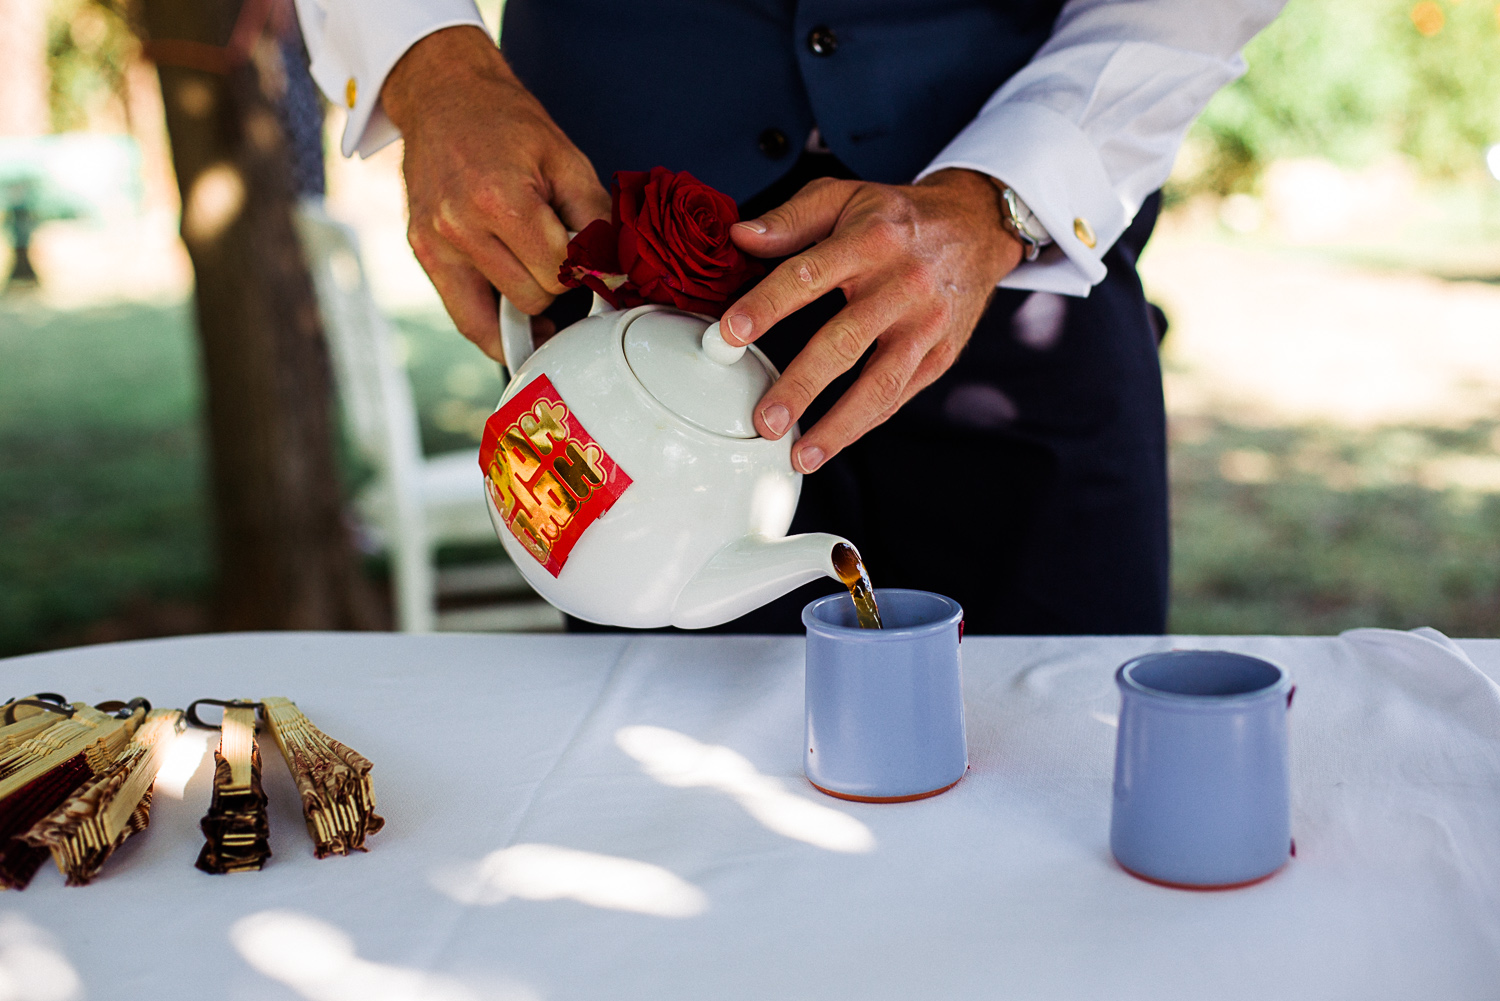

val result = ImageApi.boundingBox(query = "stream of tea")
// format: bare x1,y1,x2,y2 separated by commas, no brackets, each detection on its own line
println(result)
831,543,882,629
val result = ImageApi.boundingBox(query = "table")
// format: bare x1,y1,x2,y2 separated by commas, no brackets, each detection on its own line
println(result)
3,629,1499,1001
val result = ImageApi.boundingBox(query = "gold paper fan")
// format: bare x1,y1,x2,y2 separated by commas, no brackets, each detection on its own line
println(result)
0,697,150,890
261,697,383,858
22,708,182,886
188,700,272,874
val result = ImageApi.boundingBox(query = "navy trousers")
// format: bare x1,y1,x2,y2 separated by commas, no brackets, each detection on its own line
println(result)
565,153,1169,635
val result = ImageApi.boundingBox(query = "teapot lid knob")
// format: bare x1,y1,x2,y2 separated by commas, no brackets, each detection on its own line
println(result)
701,321,747,366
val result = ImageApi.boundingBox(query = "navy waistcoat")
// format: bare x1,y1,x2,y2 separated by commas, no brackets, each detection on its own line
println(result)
502,0,1064,202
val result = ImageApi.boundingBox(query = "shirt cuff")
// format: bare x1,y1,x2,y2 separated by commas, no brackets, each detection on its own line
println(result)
916,100,1127,298
300,0,488,158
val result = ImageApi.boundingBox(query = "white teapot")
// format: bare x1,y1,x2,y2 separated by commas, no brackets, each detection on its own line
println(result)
480,295,851,628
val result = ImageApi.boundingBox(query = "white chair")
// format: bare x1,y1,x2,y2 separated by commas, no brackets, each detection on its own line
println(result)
294,199,557,632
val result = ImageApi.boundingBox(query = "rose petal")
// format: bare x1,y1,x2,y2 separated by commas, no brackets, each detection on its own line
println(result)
557,218,621,287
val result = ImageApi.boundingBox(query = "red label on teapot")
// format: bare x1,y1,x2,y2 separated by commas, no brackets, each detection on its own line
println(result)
479,375,632,577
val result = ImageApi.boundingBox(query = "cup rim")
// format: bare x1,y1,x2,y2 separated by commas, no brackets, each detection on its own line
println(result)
1116,650,1292,705
802,588,962,639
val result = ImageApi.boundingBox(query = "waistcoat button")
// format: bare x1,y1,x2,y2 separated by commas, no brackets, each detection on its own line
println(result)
758,128,791,159
807,26,838,56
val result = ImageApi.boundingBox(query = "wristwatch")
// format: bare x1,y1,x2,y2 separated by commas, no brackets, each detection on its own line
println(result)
995,183,1053,262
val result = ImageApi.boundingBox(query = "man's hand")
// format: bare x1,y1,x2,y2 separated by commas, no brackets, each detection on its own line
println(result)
382,26,609,361
724,169,1023,473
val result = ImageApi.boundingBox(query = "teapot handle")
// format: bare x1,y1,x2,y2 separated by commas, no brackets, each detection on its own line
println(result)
498,295,536,382
497,289,613,384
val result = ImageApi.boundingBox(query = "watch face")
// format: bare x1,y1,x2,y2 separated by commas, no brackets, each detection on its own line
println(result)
1001,188,1042,254
1006,190,1051,246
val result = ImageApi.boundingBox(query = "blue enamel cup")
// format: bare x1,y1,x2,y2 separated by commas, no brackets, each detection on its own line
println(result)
802,589,967,802
1110,650,1294,889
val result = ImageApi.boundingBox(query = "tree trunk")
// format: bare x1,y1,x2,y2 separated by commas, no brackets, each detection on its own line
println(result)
0,0,50,137
137,0,383,631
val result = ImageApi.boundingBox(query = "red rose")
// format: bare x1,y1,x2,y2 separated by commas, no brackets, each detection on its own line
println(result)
558,218,647,309
558,167,761,317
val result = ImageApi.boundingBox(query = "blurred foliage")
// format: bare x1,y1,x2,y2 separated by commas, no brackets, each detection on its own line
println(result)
44,0,1499,190
0,303,502,656
46,0,137,133
1179,0,1500,194
391,312,506,456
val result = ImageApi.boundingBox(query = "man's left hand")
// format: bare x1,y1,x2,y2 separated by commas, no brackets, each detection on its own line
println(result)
723,168,1024,473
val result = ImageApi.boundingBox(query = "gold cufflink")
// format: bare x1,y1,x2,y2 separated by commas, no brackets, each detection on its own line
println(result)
1073,217,1096,248
345,77,357,109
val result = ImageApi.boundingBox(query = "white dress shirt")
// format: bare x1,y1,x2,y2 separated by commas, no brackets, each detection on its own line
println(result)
294,0,1286,296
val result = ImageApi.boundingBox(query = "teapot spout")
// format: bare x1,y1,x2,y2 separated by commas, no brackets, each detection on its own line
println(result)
671,533,850,630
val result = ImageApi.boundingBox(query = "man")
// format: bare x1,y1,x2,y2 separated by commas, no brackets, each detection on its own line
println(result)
294,0,1285,633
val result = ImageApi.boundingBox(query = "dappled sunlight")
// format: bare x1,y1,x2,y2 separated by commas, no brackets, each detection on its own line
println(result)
152,727,211,799
431,843,707,918
0,914,82,1001
615,725,875,854
1219,448,1276,485
1417,454,1500,494
182,162,245,247
1146,206,1500,431
232,910,537,1001
1188,424,1500,496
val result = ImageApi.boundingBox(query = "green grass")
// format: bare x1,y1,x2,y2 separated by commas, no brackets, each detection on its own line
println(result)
0,300,210,655
1170,420,1500,636
2,300,1499,655
0,301,505,657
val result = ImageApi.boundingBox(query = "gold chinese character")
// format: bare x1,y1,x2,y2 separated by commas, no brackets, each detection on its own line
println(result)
530,469,579,539
501,427,542,478
520,400,569,456
510,510,552,561
487,453,540,521
553,440,607,500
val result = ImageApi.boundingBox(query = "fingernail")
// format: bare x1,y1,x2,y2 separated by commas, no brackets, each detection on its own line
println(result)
761,403,790,437
725,313,751,343
734,219,768,234
797,445,825,473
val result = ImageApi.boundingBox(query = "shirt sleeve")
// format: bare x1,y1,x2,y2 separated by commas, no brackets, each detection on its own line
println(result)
293,0,489,158
917,0,1287,296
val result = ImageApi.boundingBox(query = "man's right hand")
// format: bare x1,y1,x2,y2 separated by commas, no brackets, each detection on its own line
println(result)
382,26,610,361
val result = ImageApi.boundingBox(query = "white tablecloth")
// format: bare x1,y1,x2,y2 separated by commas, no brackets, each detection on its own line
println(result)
2,629,1499,1001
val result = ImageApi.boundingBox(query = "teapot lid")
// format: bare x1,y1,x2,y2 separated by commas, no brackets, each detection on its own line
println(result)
622,310,774,439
